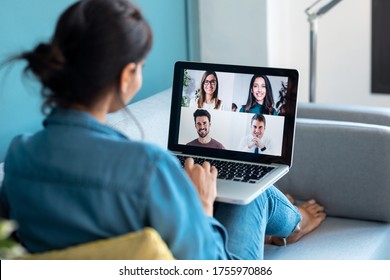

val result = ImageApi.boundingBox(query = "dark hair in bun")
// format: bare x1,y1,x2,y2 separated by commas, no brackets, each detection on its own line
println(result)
11,0,152,113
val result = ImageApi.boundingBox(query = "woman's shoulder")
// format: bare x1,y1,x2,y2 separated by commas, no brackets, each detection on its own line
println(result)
239,104,259,113
5,131,176,178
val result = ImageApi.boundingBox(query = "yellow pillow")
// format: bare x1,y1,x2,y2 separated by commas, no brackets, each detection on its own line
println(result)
20,227,174,260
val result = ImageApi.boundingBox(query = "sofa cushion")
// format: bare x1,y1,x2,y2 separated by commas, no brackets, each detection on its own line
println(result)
264,217,390,260
298,102,390,126
20,227,174,260
107,90,390,223
106,88,171,148
276,118,390,222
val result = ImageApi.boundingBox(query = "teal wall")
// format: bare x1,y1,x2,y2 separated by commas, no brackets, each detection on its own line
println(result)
0,0,189,161
132,0,188,102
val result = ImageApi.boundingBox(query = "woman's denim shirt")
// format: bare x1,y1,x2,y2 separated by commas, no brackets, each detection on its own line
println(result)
0,108,231,259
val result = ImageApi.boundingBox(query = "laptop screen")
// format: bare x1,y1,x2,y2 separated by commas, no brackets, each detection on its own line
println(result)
168,61,299,166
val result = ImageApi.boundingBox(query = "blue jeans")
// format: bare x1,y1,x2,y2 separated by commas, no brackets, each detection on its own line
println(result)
214,185,301,259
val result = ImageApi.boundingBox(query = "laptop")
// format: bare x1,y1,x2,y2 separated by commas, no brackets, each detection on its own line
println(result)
168,61,299,205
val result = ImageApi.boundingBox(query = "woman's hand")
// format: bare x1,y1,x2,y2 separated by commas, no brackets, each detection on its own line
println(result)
184,158,218,216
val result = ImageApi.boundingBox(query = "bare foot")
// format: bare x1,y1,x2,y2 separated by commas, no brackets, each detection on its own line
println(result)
267,197,326,246
287,199,326,243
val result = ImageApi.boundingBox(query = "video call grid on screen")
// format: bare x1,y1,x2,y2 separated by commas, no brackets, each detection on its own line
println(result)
178,69,289,157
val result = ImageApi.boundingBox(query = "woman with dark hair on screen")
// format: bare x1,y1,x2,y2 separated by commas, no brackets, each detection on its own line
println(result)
190,71,223,110
240,74,277,115
0,0,325,260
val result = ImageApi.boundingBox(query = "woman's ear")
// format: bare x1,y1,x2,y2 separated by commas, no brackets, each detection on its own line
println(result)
120,62,137,94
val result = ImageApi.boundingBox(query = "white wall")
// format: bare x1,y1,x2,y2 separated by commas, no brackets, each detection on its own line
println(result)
268,0,390,107
199,0,390,107
198,0,268,66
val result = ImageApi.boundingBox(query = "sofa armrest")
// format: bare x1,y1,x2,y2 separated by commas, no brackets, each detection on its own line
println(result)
297,102,390,126
276,118,390,222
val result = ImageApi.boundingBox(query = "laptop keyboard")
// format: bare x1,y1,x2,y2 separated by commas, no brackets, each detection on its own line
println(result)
176,155,275,184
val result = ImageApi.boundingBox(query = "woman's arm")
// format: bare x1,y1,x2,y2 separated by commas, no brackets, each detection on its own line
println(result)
145,153,230,260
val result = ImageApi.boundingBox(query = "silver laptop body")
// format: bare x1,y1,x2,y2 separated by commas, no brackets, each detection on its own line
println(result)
168,61,299,205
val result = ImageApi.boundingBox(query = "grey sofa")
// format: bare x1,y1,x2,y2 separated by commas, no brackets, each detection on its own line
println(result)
107,88,390,260
266,103,390,259
2,88,389,259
